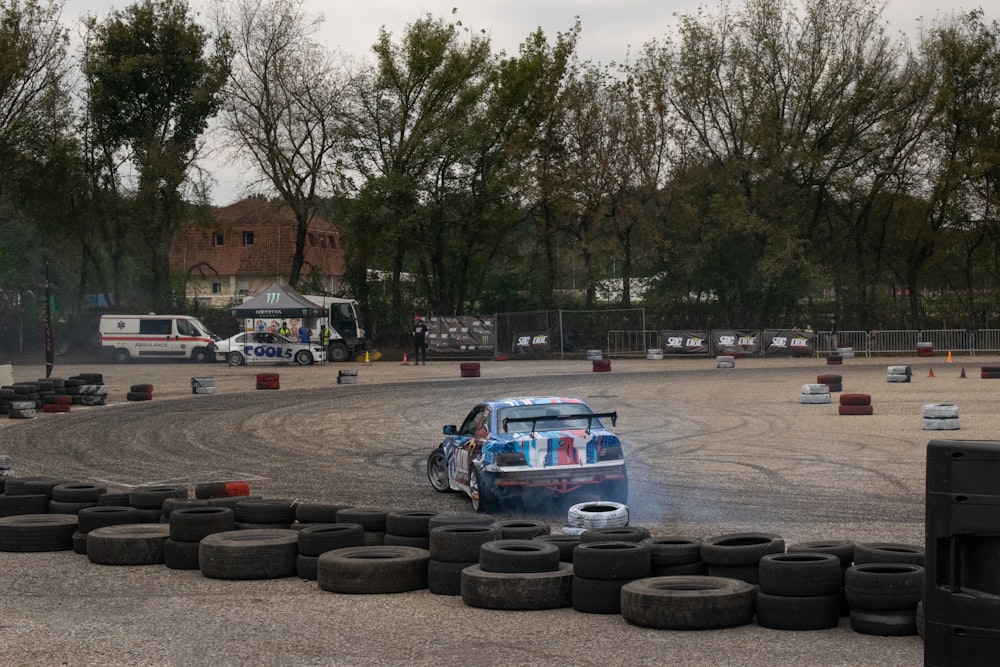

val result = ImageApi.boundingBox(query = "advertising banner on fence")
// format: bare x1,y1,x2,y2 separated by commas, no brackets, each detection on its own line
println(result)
423,316,495,354
660,331,711,355
712,330,761,357
512,331,551,357
763,329,814,357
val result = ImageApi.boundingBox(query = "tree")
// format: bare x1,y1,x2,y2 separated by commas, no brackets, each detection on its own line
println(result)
82,0,230,309
214,0,349,289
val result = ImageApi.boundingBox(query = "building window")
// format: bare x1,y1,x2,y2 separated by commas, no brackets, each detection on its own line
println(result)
211,282,222,294
212,232,224,246
243,231,254,246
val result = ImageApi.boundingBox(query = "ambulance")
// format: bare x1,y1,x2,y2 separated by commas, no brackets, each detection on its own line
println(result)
99,314,219,363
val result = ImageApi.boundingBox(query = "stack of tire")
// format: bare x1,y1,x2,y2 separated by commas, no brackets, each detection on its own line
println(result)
39,379,72,414
335,508,388,545
195,481,251,500
572,540,651,614
922,403,960,430
5,383,39,419
826,353,843,365
564,501,630,535
461,539,572,610
787,539,857,616
886,365,912,383
295,523,365,580
72,505,141,554
700,532,785,584
6,398,36,419
49,482,107,515
76,376,109,406
126,383,154,402
846,542,925,636
800,383,831,404
755,552,844,630
0,386,12,416
235,499,296,529
337,369,358,384
129,485,188,522
646,348,664,360
256,373,280,390
0,477,54,516
165,506,236,570
532,534,581,562
41,394,72,414
191,377,216,395
427,520,499,596
592,358,611,373
459,363,480,378
980,365,1000,379
643,536,707,576
493,519,550,540
839,393,873,416
621,576,756,630
384,510,438,548
63,378,84,404
817,373,842,392
917,341,934,357
716,355,735,369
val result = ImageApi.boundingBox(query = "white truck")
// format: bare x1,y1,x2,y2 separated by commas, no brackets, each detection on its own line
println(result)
301,294,371,362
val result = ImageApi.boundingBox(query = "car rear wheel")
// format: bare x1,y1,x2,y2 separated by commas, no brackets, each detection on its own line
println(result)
295,350,313,365
228,351,245,366
470,468,497,513
427,450,452,493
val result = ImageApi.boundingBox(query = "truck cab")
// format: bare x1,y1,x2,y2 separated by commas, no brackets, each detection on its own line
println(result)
301,295,370,362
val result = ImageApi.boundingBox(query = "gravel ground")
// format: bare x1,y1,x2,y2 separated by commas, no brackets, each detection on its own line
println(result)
2,353,992,666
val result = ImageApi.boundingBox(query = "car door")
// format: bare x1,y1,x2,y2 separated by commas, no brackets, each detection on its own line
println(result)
445,405,489,488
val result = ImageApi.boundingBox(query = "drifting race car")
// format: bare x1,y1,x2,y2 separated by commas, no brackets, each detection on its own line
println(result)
426,396,627,512
215,332,327,366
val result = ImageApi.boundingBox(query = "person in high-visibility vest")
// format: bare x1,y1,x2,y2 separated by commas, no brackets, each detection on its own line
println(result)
320,325,330,348
278,321,291,337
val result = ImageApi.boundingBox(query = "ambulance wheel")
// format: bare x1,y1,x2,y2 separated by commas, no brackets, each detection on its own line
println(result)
228,351,245,366
114,349,130,364
295,350,313,365
192,348,210,363
329,342,349,363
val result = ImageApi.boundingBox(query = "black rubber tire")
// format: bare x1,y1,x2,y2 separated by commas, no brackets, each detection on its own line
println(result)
334,508,387,532
205,495,258,510
129,486,188,510
0,494,49,517
297,523,365,556
385,510,438,537
129,384,154,393
72,530,88,554
228,351,245,366
0,514,78,551
572,575,629,614
492,519,550,540
295,503,353,524
426,558,474,596
77,506,141,533
533,534,581,562
620,575,756,629
136,508,164,523
853,542,925,566
317,546,429,593
47,500,97,515
429,525,500,562
163,538,201,570
787,539,856,567
162,498,209,518
199,529,299,579
849,606,918,636
650,561,710,576
168,507,235,542
86,524,170,565
461,563,573,610
427,513,495,530
3,477,51,495
581,526,651,543
23,478,78,499
328,343,349,363
97,492,132,506
478,539,560,573
701,532,785,565
755,591,841,630
426,449,452,493
234,499,296,525
707,563,764,584
758,552,844,597
470,467,498,513
383,534,430,549
642,537,703,566
572,541,652,579
125,391,152,401
52,483,108,503
845,563,924,609
296,553,319,580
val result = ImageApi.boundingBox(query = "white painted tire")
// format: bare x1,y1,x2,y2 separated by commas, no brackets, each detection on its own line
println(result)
800,384,830,395
586,350,603,360
887,366,909,375
567,501,630,529
886,374,910,383
800,393,831,404
922,404,959,419
922,417,960,431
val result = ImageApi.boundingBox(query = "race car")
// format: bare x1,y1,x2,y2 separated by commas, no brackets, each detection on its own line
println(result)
426,396,627,512
215,332,327,366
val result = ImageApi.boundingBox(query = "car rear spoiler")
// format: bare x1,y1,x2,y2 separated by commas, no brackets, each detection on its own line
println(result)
502,411,618,435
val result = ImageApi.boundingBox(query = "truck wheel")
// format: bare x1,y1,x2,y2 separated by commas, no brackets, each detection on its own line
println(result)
329,342,349,362
114,348,130,364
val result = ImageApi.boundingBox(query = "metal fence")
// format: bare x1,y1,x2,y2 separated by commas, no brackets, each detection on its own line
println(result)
827,329,1000,357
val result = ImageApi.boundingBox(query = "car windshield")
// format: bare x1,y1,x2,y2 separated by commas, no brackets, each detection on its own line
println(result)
498,403,595,433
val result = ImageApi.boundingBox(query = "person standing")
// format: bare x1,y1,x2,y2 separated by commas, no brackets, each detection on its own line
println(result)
298,323,311,344
278,321,291,337
829,317,838,351
319,325,330,362
412,316,429,365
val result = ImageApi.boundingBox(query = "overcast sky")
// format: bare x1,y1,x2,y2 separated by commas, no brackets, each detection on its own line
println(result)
61,0,996,204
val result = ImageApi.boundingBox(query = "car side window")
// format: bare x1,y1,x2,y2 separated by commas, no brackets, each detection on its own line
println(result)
459,407,483,436
473,407,491,438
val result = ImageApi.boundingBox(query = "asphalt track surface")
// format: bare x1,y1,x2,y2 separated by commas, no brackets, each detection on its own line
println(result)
3,355,983,666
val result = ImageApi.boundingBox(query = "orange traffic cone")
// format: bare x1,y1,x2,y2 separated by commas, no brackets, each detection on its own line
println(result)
928,367,935,378
960,366,967,378
401,352,409,365
947,351,953,363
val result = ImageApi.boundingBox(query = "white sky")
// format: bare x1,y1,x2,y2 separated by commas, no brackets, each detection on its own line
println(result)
62,0,997,204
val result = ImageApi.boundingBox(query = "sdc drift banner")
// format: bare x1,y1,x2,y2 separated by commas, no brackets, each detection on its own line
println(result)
512,331,551,357
762,329,815,357
712,330,761,356
423,315,495,354
660,331,711,355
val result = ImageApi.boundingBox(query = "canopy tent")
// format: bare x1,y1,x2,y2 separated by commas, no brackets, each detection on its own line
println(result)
229,283,323,319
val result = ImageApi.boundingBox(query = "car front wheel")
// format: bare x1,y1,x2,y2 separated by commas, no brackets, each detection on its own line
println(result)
470,467,498,513
427,450,452,493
